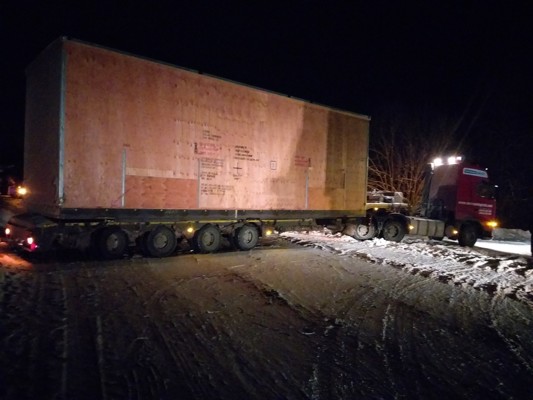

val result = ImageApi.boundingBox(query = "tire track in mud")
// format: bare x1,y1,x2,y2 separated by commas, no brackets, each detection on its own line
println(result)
303,276,533,399
1,268,69,399
126,269,316,399
230,250,432,398
285,233,533,308
231,254,416,399
224,256,391,398
119,259,398,400
488,296,533,376
381,275,532,399
60,270,111,400
45,259,316,399
77,265,179,400
3,241,533,399
294,277,427,399
241,244,533,399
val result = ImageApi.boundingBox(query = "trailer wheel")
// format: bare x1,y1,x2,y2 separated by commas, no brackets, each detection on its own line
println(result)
458,224,477,247
192,224,221,253
144,226,177,257
234,224,259,250
382,220,406,242
97,227,127,259
352,222,377,240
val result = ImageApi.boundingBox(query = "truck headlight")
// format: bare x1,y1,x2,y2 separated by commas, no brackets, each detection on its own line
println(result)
486,220,498,228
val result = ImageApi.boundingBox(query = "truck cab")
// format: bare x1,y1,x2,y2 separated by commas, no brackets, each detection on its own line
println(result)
419,159,498,246
348,157,498,247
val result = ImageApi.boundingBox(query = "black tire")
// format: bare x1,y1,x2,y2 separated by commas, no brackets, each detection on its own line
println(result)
96,227,128,259
382,220,406,242
192,224,221,253
234,224,259,250
143,226,177,257
458,224,477,247
352,222,377,240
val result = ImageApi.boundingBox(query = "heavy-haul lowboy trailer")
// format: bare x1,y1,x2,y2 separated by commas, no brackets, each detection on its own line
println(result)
6,38,370,258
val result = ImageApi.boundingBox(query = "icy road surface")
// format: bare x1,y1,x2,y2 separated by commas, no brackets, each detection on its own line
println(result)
1,232,533,399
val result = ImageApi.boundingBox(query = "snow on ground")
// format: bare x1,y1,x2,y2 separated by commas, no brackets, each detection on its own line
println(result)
281,228,533,307
476,239,532,256
476,227,532,256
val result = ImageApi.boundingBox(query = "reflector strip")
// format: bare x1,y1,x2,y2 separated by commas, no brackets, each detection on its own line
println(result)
458,201,493,208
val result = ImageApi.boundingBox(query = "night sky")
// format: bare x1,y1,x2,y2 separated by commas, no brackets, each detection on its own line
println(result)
1,1,532,218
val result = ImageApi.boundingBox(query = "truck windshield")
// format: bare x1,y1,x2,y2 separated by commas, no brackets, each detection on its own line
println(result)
477,181,496,199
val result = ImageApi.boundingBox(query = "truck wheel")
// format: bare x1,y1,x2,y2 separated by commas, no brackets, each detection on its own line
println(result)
234,224,259,250
382,220,406,242
192,224,221,253
458,224,477,247
97,227,127,259
352,222,376,240
144,226,177,257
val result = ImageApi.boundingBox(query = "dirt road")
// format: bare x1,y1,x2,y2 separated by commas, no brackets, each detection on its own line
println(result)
1,237,533,399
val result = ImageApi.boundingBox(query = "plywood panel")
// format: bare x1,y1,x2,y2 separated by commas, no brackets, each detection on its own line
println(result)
125,176,197,209
59,40,369,212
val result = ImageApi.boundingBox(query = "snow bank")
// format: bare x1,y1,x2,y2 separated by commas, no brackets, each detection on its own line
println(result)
492,228,531,242
281,230,533,308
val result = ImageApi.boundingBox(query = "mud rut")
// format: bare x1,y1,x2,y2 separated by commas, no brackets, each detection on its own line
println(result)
1,240,533,400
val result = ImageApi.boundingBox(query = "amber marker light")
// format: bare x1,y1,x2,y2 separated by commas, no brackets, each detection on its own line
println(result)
16,186,28,197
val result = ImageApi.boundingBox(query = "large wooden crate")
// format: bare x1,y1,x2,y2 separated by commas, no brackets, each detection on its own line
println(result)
24,38,369,217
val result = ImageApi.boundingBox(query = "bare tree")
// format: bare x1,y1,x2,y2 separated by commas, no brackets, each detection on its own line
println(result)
368,103,460,212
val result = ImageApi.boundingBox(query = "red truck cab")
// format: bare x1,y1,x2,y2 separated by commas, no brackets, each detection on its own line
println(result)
421,159,498,246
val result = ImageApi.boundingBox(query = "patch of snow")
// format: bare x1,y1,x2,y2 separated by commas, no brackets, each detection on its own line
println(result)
280,230,533,307
492,228,531,242
476,239,531,256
